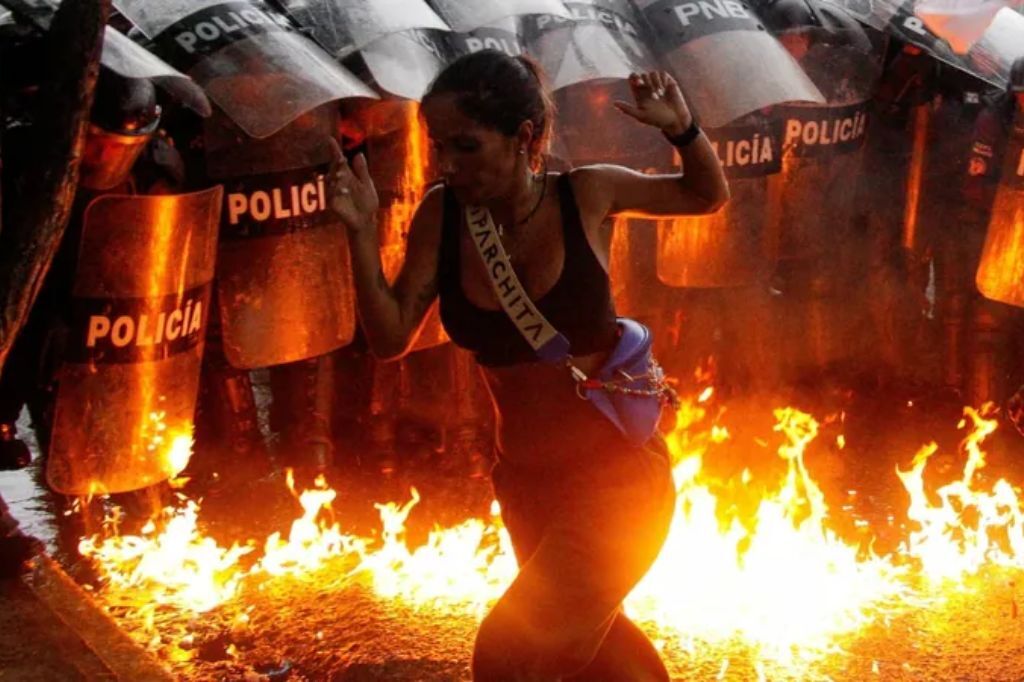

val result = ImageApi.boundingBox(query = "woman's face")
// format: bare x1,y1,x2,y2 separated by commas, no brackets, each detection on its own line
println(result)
422,93,521,205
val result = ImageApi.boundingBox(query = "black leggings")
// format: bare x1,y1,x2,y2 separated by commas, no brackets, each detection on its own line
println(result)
473,439,675,681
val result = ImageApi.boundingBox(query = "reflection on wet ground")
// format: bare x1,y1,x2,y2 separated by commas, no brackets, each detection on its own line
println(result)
1,411,55,549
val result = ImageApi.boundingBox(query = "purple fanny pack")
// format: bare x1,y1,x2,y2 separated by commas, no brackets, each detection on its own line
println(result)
572,318,679,445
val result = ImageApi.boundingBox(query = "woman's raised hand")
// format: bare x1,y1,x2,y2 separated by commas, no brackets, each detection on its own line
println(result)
329,139,379,237
614,71,693,137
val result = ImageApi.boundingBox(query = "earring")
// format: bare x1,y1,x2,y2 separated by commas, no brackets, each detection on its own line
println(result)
518,148,525,155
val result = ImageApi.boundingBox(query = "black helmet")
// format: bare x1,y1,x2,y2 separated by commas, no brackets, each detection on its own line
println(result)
91,67,160,135
79,68,161,190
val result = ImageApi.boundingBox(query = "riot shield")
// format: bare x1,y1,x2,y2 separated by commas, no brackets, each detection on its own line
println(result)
966,7,1024,85
766,26,881,374
429,0,570,32
115,0,376,139
633,0,823,127
523,0,658,90
277,0,449,59
205,106,357,368
102,27,211,116
914,0,1009,52
768,29,882,261
658,113,784,287
47,186,222,496
368,11,536,95
361,28,456,100
826,0,1024,87
450,15,525,57
554,78,671,167
976,110,1024,306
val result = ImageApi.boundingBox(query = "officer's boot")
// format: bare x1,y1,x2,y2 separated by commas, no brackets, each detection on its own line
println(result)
270,355,336,478
194,314,271,485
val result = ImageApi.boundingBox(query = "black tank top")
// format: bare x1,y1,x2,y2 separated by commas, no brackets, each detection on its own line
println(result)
438,173,618,367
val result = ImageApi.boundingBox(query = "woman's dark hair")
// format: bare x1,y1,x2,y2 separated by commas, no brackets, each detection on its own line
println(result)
424,49,554,168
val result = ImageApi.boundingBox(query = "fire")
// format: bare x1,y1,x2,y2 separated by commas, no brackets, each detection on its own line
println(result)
608,214,634,314
80,476,515,621
379,100,430,281
627,407,904,660
257,470,365,577
354,488,516,617
143,409,194,480
77,392,1024,671
78,501,253,613
897,404,1024,580
165,433,193,480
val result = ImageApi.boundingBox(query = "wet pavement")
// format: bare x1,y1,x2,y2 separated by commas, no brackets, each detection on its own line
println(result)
1,412,54,549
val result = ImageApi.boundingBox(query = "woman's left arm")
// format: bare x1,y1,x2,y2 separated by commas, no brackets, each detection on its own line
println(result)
574,71,729,219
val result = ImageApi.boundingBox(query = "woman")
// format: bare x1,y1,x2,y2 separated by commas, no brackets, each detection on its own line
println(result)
332,51,728,681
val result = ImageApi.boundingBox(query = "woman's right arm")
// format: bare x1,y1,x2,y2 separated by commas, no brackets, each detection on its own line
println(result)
332,151,444,360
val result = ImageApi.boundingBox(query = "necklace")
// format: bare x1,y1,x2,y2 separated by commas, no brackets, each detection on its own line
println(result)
497,174,546,237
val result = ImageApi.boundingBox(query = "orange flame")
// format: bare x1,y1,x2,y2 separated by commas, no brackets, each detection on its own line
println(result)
628,406,904,662
897,404,1024,580
377,101,447,348
78,392,1024,670
258,469,365,577
353,488,516,618
608,215,634,313
78,501,253,613
380,101,429,281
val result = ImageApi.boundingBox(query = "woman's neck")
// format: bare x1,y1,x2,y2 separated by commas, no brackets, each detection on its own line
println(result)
485,168,541,228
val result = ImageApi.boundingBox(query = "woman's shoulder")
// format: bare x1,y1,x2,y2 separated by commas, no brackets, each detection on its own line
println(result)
565,163,618,183
422,180,447,208
564,163,634,196
410,181,448,230
401,182,449,254
564,164,628,218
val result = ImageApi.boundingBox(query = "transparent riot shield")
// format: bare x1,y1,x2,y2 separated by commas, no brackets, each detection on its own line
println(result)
361,28,456,101
913,0,1011,53
826,0,1024,87
967,7,1024,86
634,0,823,127
47,186,222,496
450,15,525,56
523,0,658,89
658,113,784,287
769,30,882,261
766,27,882,374
976,111,1024,306
205,106,357,368
115,0,376,138
554,78,670,167
429,0,570,32
101,27,211,116
278,0,449,59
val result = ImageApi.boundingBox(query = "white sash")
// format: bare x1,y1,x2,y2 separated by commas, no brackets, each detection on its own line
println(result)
464,205,568,358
